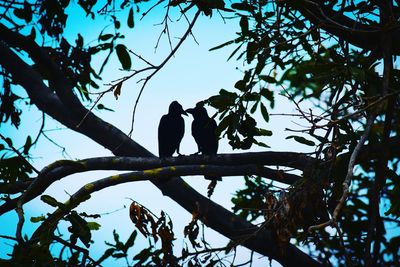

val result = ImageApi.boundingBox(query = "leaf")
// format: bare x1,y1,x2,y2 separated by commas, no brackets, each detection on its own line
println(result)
256,128,272,136
99,34,114,41
286,135,315,146
23,135,32,155
115,44,131,70
254,140,270,148
239,16,248,35
68,212,92,247
23,1,32,23
123,230,137,251
260,103,269,122
209,40,234,51
231,2,255,12
234,80,246,91
97,248,115,264
87,221,101,230
97,104,115,112
30,215,45,223
127,7,134,28
133,247,152,262
113,83,123,100
40,195,61,207
259,75,277,84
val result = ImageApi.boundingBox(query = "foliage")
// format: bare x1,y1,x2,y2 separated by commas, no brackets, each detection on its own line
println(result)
1,0,400,267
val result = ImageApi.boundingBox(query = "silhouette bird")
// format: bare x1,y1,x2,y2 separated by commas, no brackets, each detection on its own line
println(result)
158,101,187,157
186,104,221,181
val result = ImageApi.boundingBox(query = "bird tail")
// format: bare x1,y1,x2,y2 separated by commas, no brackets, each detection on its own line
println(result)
205,175,222,181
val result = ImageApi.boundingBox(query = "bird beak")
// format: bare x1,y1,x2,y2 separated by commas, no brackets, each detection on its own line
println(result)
182,110,188,116
185,108,193,115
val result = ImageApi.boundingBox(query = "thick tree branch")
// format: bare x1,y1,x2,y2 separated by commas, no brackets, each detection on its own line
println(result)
288,0,400,53
31,165,322,267
31,164,300,239
2,158,302,218
0,33,321,267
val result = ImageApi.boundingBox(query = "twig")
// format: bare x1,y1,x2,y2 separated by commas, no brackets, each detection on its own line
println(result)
0,133,40,174
308,114,376,232
128,10,201,137
53,236,101,267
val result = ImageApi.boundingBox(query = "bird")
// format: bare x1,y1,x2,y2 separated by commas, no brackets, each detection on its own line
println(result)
186,103,221,181
158,101,187,157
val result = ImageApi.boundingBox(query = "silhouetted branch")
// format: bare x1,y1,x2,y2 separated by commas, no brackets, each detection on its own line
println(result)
0,24,322,267
1,152,308,216
309,114,376,232
289,0,400,53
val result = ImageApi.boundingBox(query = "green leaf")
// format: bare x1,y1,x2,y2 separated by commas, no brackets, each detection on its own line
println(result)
260,103,269,122
115,44,131,70
23,135,32,155
23,1,32,23
40,195,61,207
99,34,114,41
234,80,246,91
30,215,45,223
246,42,258,63
231,2,255,12
209,40,234,51
286,135,315,146
68,212,91,247
97,104,115,112
239,16,248,35
87,221,101,230
254,140,270,148
115,19,121,29
123,230,137,252
259,75,277,84
127,7,134,28
97,248,115,264
256,128,272,136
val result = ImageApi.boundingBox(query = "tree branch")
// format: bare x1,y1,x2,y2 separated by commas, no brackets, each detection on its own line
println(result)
31,165,323,267
309,114,376,234
0,36,322,266
288,0,400,53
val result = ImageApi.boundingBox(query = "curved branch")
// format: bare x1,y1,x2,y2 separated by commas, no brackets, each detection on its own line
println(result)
31,165,322,267
0,23,322,267
1,152,306,215
31,163,301,239
288,0,400,53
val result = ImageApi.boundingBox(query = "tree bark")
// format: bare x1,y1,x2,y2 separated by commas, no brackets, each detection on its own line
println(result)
0,40,323,266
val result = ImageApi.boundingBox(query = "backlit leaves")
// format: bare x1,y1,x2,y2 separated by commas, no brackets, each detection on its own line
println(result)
116,44,132,70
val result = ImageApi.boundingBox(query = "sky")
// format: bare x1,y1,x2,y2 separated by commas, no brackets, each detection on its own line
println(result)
0,3,317,266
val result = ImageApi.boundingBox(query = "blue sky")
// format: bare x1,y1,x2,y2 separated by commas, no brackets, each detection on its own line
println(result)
0,3,318,266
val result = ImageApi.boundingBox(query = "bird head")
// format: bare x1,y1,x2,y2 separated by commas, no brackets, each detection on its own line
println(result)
186,105,208,119
169,101,187,116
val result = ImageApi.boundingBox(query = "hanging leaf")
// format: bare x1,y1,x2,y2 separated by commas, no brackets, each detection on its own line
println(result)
68,212,92,247
30,215,45,223
97,104,115,112
23,135,32,155
116,44,131,70
40,195,61,207
127,7,134,28
99,34,114,41
113,83,123,100
87,221,101,230
260,103,269,122
286,135,315,146
239,16,248,35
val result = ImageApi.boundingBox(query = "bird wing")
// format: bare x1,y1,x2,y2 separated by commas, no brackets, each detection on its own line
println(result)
158,114,185,157
158,115,174,157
